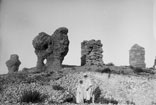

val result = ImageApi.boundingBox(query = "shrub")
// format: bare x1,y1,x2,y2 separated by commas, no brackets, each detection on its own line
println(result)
109,98,118,104
133,67,144,74
63,94,75,103
0,78,3,93
130,65,134,69
97,97,118,104
93,86,102,103
126,100,135,105
63,97,74,103
96,68,111,73
93,87,118,104
0,86,3,94
52,85,64,91
0,84,3,93
20,89,47,103
106,63,115,66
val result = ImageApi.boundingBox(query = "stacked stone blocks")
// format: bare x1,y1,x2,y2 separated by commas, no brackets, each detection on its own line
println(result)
129,44,146,68
81,40,104,66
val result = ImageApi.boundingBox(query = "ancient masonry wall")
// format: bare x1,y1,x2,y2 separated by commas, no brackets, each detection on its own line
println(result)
81,39,104,66
129,44,146,68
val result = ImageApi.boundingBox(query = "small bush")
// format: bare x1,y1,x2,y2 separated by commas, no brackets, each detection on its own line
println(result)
97,97,118,104
63,94,75,103
20,90,47,103
52,85,64,91
130,65,134,69
133,67,144,74
126,100,135,105
0,86,3,93
106,63,115,66
96,68,111,73
93,86,102,103
93,87,118,104
109,98,118,104
63,97,74,103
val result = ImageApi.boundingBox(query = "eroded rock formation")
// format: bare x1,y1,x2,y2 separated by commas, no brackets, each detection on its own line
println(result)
32,32,53,71
81,40,104,66
129,44,146,68
32,27,69,72
6,54,21,73
46,27,69,72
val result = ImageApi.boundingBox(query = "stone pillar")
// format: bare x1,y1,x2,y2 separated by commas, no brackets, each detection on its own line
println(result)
129,44,146,68
32,27,69,72
81,39,104,66
46,27,69,72
32,32,52,72
6,54,21,73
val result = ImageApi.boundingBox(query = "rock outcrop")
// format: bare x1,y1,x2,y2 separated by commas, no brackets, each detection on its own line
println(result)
32,27,69,72
32,32,53,72
129,44,146,68
81,40,104,66
5,54,21,73
46,27,69,72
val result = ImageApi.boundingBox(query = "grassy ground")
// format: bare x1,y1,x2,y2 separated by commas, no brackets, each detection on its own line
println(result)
0,65,156,105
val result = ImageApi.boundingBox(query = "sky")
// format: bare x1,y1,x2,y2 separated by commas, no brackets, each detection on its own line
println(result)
0,0,156,74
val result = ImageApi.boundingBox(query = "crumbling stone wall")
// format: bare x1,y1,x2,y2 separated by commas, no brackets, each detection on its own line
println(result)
6,54,21,73
32,27,69,72
81,40,104,66
129,44,146,68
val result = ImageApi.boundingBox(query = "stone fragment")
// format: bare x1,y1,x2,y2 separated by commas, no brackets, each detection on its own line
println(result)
81,39,104,66
6,54,21,73
129,44,146,68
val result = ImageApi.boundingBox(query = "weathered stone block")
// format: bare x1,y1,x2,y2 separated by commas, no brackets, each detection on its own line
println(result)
129,44,146,68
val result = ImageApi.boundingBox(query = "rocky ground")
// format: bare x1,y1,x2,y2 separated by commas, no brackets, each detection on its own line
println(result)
0,64,156,105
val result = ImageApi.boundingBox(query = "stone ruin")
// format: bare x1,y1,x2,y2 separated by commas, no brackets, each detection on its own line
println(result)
129,44,146,68
5,27,150,74
6,54,21,73
32,27,69,72
81,39,104,66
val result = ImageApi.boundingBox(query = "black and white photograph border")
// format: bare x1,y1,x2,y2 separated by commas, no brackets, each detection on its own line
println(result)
0,0,156,105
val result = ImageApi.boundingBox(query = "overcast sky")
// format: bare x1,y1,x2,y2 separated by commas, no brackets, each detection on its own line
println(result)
0,0,156,74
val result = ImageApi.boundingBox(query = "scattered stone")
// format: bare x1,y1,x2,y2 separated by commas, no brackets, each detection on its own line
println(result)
81,40,104,66
6,54,21,73
129,44,146,68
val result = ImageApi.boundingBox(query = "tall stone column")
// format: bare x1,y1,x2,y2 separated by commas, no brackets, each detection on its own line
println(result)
81,39,104,66
129,44,146,68
46,27,69,72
